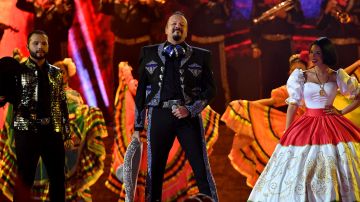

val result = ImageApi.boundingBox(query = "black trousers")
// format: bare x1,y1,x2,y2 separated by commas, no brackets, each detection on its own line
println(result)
14,125,65,202
147,108,212,201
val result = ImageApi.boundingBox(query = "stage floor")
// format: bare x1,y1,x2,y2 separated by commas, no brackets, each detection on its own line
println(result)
92,123,253,201
0,123,252,202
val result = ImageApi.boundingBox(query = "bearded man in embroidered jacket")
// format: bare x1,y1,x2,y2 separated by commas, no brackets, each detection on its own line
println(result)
132,11,218,202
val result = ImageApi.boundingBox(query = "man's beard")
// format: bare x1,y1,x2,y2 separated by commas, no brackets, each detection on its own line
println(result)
172,29,183,41
172,34,181,41
30,50,47,60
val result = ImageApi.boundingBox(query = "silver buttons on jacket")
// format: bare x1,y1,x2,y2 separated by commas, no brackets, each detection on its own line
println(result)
180,76,184,83
158,66,164,87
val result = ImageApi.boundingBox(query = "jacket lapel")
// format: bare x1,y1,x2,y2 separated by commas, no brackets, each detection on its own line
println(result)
180,42,192,68
157,43,166,66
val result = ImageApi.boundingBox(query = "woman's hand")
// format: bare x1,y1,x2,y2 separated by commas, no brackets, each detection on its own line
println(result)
324,105,342,115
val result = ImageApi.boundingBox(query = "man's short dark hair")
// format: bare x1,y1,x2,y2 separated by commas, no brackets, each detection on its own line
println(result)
166,11,187,28
310,37,338,68
27,30,48,45
167,11,186,21
172,11,185,17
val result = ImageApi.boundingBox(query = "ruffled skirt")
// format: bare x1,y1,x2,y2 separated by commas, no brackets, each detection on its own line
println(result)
248,108,360,202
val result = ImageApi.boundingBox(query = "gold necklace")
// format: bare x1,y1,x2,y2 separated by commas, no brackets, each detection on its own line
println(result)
315,69,329,97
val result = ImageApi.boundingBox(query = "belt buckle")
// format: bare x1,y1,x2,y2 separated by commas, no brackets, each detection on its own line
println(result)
168,100,182,109
39,118,50,125
162,100,182,109
169,101,179,110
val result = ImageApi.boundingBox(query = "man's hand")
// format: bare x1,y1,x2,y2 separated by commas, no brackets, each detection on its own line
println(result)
64,138,74,150
132,131,140,141
274,9,287,19
172,105,189,119
252,47,262,59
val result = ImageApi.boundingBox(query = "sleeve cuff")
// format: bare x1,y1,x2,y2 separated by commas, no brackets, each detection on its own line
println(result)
135,107,146,130
285,98,299,105
185,100,207,117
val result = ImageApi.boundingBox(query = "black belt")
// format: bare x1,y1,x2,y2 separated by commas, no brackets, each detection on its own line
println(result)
29,114,51,126
160,99,183,109
35,117,51,125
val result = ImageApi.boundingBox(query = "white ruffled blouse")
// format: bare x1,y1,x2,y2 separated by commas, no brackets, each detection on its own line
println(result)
286,68,359,109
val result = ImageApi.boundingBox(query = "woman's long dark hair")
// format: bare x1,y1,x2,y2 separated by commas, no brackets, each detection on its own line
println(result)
310,37,338,69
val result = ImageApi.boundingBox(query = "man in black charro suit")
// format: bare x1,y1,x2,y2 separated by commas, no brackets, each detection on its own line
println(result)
132,11,218,202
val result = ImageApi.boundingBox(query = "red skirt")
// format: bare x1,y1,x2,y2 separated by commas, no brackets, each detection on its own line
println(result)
280,108,360,146
248,108,360,201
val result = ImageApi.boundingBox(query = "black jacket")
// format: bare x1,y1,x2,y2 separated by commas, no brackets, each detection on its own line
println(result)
134,42,216,130
11,59,70,139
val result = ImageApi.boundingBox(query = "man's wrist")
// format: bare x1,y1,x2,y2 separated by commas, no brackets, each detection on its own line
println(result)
251,43,258,49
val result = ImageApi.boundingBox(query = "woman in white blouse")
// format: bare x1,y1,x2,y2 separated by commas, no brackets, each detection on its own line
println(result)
248,37,360,202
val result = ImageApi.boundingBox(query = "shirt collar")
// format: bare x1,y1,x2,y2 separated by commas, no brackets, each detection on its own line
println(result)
25,58,49,70
165,41,187,49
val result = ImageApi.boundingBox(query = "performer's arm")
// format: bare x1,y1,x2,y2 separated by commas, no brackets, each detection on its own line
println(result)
285,69,305,130
200,51,216,104
285,103,298,130
324,69,360,116
338,99,360,115
185,50,216,117
344,59,360,75
60,74,71,141
134,47,147,131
